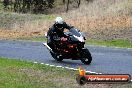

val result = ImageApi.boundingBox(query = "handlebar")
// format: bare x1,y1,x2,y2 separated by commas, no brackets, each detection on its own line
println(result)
53,37,68,42
60,37,67,41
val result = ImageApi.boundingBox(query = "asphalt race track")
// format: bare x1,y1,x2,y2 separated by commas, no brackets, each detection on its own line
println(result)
0,40,132,75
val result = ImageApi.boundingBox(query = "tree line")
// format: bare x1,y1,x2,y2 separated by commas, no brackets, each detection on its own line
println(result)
2,0,92,13
3,0,55,13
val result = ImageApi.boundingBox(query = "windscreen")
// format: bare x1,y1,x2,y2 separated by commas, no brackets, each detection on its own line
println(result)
69,28,81,37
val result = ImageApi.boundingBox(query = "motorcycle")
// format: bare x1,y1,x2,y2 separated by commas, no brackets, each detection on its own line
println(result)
43,28,92,65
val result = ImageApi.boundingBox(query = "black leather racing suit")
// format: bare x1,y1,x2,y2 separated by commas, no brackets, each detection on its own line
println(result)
47,22,73,51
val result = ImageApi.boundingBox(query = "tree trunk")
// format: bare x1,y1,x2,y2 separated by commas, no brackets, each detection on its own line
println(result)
63,0,65,4
3,0,9,9
66,0,69,12
77,0,81,8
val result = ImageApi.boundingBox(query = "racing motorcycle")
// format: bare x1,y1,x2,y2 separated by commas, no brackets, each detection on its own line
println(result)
43,28,92,65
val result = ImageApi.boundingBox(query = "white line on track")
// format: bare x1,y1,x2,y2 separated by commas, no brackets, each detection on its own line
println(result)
56,66,62,68
34,62,132,82
49,65,55,67
34,62,101,74
33,62,38,64
41,63,44,64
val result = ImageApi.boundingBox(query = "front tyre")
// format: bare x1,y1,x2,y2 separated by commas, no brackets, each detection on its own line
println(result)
50,51,63,61
80,48,92,65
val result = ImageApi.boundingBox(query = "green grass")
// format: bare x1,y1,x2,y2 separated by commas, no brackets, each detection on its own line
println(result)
0,12,55,22
0,57,132,88
86,39,132,48
0,57,79,88
0,2,4,11
0,11,55,29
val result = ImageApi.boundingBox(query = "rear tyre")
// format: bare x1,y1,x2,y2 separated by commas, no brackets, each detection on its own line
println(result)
50,51,63,61
80,48,92,65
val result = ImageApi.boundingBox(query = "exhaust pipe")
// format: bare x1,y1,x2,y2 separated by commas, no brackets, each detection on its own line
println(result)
43,43,54,53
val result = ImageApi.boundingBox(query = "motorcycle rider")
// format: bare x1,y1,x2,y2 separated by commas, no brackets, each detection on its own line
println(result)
47,17,73,51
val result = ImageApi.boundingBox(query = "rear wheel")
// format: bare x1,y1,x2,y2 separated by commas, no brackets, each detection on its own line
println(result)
50,51,63,61
80,48,92,65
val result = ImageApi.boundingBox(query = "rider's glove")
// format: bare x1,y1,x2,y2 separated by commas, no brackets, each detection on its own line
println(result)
61,37,67,41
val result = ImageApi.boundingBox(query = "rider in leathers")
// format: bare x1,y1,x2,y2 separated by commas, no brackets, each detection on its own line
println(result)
47,17,73,51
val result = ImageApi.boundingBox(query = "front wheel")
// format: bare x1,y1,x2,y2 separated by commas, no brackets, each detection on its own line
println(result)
80,48,92,65
50,52,63,61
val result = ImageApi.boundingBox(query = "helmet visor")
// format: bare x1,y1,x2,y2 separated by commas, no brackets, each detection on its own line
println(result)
56,24,63,29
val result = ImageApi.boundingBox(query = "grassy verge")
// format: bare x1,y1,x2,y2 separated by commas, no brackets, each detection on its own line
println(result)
16,36,132,48
86,39,132,48
0,57,77,88
0,57,131,88
0,2,3,11
0,11,55,29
